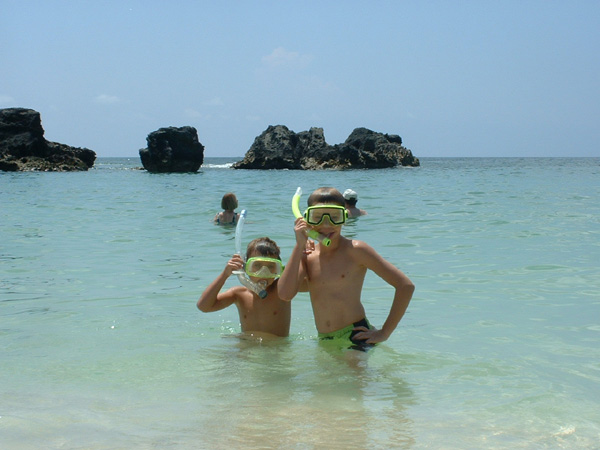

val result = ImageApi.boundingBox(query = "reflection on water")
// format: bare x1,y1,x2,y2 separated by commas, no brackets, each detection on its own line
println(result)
196,337,416,449
2,158,600,448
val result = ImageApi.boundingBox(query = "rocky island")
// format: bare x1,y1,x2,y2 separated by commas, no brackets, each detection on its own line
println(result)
0,108,96,172
233,125,419,170
139,126,204,173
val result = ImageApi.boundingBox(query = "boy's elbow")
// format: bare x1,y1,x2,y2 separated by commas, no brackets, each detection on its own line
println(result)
197,299,209,312
276,279,296,301
396,280,415,298
278,290,294,302
404,282,415,297
277,285,295,302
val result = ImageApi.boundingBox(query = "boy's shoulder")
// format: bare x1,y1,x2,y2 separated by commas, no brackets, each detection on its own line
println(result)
320,237,372,258
341,236,369,250
226,285,253,300
341,237,381,260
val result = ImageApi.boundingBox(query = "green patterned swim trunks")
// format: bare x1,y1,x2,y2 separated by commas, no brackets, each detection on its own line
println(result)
318,318,376,352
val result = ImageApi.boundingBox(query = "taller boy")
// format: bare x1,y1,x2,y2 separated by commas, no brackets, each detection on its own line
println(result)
278,187,415,351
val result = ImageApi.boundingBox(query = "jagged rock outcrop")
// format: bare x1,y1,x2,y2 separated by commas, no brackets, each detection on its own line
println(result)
139,126,204,173
0,108,96,172
232,125,419,170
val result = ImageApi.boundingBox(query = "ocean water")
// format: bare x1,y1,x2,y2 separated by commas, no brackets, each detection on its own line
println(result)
1,157,599,449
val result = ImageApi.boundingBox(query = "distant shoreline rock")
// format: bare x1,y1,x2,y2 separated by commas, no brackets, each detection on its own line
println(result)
233,125,419,170
139,126,204,173
0,108,96,172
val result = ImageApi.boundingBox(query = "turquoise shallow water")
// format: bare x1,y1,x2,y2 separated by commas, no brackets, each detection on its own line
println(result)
1,157,599,449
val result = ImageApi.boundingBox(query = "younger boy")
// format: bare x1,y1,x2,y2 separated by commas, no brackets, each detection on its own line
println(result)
197,237,291,337
278,187,414,350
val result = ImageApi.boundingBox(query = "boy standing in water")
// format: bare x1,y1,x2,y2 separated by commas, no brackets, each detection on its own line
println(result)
198,237,292,337
278,187,414,350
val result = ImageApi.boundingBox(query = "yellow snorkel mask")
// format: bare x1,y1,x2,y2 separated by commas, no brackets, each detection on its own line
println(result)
303,205,348,226
245,257,284,279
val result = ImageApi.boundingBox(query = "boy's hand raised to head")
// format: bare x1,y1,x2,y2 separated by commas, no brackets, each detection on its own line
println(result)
225,254,244,276
293,217,309,246
303,240,315,255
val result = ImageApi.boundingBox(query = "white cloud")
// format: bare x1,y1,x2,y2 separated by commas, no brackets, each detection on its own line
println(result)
94,94,120,105
261,47,312,69
0,95,16,106
184,108,205,119
202,97,224,106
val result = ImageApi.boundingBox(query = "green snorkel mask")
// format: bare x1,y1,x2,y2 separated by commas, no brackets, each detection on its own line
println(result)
245,257,284,279
303,205,348,226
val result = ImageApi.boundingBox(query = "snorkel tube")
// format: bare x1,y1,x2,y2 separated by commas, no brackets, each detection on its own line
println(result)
292,187,331,247
234,210,267,299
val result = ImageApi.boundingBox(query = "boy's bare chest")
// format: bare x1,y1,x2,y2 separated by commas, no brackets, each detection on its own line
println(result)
307,251,364,286
237,293,285,315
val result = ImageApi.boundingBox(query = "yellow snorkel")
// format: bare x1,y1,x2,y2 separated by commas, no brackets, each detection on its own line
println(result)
292,187,332,247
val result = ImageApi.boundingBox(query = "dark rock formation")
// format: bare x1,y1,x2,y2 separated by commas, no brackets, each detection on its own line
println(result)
233,125,419,170
0,108,96,172
139,126,204,173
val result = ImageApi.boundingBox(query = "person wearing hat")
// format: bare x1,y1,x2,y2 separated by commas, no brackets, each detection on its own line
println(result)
343,189,367,218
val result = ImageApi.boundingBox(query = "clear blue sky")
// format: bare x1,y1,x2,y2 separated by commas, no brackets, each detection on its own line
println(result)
2,1,599,157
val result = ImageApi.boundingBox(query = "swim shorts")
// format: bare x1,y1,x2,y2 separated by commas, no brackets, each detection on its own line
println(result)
318,318,376,352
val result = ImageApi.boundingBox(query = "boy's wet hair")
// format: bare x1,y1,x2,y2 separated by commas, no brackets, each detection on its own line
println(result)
221,192,238,210
307,187,345,207
246,237,281,260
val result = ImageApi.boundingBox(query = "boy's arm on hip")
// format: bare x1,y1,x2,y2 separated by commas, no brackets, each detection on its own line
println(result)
358,241,415,336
